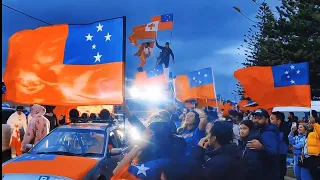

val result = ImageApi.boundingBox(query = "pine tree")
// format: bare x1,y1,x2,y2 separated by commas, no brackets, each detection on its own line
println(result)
276,0,320,99
237,0,320,100
236,2,278,98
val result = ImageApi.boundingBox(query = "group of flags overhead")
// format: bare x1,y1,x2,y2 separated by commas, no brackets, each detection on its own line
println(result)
3,12,312,109
129,14,173,47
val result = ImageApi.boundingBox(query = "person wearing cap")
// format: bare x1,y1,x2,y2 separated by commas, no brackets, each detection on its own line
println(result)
7,106,27,158
184,121,245,180
247,109,280,180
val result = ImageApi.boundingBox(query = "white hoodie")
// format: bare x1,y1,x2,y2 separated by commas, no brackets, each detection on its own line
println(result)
7,112,27,132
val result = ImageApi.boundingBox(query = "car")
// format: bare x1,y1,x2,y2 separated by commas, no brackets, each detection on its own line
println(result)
2,107,15,162
2,122,126,180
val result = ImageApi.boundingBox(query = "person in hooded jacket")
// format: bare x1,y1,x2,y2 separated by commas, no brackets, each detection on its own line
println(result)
22,104,50,151
238,120,263,180
247,109,280,180
43,105,58,131
182,120,245,180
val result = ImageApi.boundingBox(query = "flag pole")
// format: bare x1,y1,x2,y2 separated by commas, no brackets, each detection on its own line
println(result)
211,67,219,112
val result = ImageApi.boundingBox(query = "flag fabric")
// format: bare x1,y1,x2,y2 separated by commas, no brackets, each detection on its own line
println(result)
151,14,173,30
134,41,155,68
111,159,169,180
4,17,125,106
134,65,166,87
2,82,7,102
9,125,22,156
185,99,197,108
174,67,216,102
145,21,159,32
197,99,218,108
129,25,157,46
234,62,311,108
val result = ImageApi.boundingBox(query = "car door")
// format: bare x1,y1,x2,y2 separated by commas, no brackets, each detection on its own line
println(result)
96,129,125,179
2,109,15,152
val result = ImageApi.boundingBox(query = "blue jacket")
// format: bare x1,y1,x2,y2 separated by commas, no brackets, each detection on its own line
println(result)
288,132,306,156
259,124,280,180
279,132,289,155
238,131,263,180
184,144,246,180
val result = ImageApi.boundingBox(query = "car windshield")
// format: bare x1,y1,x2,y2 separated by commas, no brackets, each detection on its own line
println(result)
29,128,107,157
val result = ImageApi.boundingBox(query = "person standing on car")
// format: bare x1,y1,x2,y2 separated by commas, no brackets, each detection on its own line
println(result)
22,104,50,151
7,106,27,158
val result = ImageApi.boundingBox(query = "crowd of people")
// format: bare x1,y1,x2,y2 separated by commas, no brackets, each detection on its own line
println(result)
6,103,320,180
114,105,320,180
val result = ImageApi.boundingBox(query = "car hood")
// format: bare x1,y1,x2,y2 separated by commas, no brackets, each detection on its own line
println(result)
2,154,98,179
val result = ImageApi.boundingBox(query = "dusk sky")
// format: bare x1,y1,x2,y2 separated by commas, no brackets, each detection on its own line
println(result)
2,0,279,100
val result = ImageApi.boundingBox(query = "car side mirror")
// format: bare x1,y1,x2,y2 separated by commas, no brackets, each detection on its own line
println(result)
25,144,33,151
110,148,122,156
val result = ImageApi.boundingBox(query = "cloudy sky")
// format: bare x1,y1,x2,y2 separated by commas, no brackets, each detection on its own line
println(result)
2,0,280,100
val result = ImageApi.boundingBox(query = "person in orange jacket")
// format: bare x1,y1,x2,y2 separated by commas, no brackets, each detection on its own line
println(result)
305,110,320,180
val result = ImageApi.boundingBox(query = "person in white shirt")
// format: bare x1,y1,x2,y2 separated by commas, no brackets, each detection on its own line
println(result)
7,106,27,158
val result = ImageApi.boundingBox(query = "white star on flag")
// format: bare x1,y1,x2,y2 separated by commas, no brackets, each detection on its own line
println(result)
284,71,289,75
145,21,159,32
296,70,300,74
92,44,96,49
193,77,196,80
136,164,150,177
199,80,202,84
287,75,290,78
105,33,112,41
290,65,295,70
96,23,103,32
94,52,102,62
290,80,295,84
198,72,200,75
85,33,93,41
204,74,208,77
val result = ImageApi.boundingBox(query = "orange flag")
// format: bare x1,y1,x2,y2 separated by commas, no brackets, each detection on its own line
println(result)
134,65,166,87
129,25,157,46
4,18,125,106
197,99,218,108
151,14,173,30
174,68,216,102
234,62,311,108
10,126,22,157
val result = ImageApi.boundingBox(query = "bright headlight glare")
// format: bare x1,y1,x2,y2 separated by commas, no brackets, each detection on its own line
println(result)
129,127,141,141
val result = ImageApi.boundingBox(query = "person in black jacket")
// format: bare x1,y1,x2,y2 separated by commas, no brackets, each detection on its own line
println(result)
238,120,263,180
184,121,246,180
155,40,174,68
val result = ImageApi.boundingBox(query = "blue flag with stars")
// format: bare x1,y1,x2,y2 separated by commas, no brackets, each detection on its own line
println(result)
272,62,309,87
146,65,164,78
187,67,214,88
114,159,169,180
64,18,123,65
